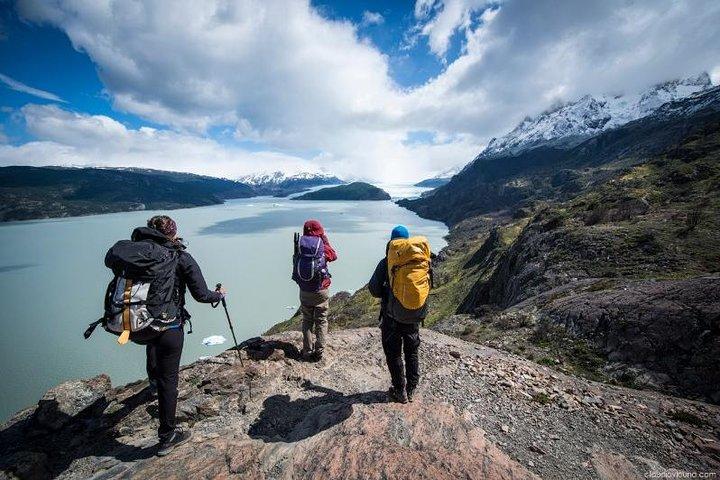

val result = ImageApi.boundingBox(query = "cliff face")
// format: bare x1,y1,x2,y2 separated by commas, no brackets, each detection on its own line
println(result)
2,329,719,479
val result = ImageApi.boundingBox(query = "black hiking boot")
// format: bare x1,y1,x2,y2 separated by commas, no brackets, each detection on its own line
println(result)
157,427,192,457
388,387,408,404
406,388,416,403
311,350,323,362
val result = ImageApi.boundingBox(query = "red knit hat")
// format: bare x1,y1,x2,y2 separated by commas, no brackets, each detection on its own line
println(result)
147,215,177,238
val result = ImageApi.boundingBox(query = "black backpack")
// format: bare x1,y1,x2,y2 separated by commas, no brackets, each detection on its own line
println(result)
85,239,180,344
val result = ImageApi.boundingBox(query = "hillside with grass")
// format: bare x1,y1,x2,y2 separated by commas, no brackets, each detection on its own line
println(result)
0,166,256,221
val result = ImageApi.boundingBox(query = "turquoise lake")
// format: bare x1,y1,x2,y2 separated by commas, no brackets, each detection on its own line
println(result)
0,189,447,421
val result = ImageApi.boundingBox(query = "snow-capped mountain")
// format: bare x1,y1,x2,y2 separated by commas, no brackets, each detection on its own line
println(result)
238,171,343,197
481,73,713,157
238,171,340,186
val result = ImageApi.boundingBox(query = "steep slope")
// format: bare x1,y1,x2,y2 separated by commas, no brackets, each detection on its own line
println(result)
2,329,719,479
0,166,256,222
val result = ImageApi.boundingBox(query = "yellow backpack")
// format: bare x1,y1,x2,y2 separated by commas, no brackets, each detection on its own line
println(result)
387,236,431,310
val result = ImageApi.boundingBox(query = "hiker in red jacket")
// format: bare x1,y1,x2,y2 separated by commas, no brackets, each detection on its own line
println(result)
293,219,337,361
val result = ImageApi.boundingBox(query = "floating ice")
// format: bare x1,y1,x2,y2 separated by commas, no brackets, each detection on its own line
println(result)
202,335,227,346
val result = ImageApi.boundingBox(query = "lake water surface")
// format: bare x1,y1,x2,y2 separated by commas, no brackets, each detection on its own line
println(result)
0,189,447,421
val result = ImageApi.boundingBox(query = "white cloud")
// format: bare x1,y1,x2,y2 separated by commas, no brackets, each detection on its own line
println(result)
414,0,493,58
402,0,720,140
361,11,384,27
711,66,720,85
0,104,318,177
0,72,66,103
11,0,720,183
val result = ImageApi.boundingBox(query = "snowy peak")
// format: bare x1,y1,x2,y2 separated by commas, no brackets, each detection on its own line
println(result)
482,73,713,157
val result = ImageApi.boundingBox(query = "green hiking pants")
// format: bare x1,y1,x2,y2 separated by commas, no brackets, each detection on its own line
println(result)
300,288,330,354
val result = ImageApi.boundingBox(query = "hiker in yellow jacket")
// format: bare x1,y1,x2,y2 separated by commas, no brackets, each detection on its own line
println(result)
368,225,432,403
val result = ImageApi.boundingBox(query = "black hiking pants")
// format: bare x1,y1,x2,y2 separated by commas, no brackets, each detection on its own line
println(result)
135,327,184,440
380,316,420,393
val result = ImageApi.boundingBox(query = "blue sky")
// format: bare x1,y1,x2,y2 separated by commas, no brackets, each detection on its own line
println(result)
0,0,718,182
0,1,457,146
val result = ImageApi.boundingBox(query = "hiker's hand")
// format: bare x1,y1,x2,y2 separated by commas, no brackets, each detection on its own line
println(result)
218,287,227,296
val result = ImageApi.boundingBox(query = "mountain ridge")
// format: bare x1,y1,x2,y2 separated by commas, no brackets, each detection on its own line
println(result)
0,166,256,222
400,84,720,225
480,72,712,159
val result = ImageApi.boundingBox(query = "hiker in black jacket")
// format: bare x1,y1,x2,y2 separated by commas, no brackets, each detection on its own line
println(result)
368,225,429,404
129,215,225,456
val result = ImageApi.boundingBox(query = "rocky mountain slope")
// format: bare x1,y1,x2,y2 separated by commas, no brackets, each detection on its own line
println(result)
2,329,719,479
293,182,390,201
238,171,343,197
0,166,256,222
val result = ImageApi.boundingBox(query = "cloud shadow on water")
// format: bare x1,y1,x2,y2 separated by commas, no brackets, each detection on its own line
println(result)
0,264,37,274
198,206,383,236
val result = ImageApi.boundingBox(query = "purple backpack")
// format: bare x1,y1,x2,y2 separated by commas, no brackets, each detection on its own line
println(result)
292,233,329,292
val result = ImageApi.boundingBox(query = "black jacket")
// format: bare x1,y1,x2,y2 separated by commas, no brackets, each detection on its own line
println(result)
368,257,390,315
131,227,223,321
368,253,430,324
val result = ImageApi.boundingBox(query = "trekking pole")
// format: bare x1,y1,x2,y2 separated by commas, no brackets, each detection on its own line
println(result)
215,283,244,367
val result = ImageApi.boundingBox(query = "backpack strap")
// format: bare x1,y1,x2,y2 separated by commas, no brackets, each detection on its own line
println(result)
117,278,133,345
83,317,106,339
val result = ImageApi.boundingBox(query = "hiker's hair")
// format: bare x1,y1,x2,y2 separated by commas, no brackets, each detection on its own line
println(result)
147,215,177,239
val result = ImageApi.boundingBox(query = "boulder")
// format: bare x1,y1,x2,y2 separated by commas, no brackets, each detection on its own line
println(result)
34,374,111,430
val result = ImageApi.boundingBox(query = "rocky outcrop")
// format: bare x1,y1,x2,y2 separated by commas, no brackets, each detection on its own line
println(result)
2,329,719,479
541,277,720,401
35,375,112,431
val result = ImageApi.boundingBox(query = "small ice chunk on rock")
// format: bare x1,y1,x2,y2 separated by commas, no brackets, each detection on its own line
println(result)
202,335,227,346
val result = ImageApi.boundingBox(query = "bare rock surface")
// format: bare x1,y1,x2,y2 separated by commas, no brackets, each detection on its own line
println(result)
2,329,719,479
542,276,720,401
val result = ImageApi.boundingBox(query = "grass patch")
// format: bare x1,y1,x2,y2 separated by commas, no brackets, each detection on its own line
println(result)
537,357,556,367
532,392,552,405
668,409,707,428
